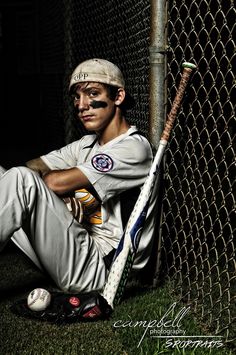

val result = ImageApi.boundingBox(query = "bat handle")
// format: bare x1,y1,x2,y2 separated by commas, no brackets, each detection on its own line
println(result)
161,62,197,141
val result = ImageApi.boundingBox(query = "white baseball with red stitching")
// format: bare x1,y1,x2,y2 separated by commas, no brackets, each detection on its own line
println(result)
27,288,51,311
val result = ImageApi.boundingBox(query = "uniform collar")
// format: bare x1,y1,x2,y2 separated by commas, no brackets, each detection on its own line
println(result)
82,126,139,149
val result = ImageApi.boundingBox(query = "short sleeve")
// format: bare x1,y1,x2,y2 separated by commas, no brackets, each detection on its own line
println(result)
78,136,152,202
40,137,90,170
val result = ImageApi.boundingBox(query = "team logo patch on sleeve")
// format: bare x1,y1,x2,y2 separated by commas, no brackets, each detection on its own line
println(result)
92,154,113,172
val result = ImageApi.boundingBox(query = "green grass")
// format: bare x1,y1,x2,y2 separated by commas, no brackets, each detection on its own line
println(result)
0,244,235,355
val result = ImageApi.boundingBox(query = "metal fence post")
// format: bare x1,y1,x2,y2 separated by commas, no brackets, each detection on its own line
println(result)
149,0,167,147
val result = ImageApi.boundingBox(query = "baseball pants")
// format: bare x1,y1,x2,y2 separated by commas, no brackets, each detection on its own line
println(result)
0,166,107,292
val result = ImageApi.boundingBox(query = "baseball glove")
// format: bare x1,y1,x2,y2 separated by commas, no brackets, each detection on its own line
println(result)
10,291,112,324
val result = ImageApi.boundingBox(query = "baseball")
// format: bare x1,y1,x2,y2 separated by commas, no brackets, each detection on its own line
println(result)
27,288,51,311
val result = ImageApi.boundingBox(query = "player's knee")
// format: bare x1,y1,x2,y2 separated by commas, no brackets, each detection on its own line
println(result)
9,166,30,177
4,167,42,193
13,166,37,176
10,166,41,183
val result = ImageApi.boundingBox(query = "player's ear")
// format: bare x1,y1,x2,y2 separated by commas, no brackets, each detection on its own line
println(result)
115,88,126,106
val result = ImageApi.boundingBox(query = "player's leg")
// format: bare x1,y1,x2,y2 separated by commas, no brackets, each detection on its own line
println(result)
0,166,107,292
0,165,6,175
0,165,43,268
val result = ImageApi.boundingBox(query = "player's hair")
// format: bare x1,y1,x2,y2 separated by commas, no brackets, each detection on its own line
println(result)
105,84,135,113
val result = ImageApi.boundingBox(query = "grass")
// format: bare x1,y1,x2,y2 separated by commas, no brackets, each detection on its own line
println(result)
0,244,235,355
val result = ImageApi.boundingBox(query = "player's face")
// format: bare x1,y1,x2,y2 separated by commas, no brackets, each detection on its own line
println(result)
73,83,119,133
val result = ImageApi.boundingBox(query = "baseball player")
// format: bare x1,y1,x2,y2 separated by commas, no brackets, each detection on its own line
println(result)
0,59,156,293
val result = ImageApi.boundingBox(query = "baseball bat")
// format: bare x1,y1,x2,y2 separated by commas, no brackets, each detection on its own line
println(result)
102,62,197,308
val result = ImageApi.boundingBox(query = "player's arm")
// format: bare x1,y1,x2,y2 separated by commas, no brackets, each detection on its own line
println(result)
42,167,91,196
26,157,51,176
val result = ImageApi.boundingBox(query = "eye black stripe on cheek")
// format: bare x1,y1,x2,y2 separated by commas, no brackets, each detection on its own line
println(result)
90,100,108,109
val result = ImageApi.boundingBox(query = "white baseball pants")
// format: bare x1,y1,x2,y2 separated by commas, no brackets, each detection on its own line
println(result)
0,166,107,292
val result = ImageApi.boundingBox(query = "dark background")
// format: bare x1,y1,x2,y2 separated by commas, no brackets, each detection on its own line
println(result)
0,0,65,168
0,0,152,169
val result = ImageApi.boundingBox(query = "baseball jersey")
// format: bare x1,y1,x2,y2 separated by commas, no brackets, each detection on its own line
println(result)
41,126,156,269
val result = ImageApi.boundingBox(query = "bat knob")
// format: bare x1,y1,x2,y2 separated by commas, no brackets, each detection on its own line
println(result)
182,62,197,70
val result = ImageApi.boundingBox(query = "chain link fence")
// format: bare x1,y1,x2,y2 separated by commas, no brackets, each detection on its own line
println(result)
37,0,235,347
161,0,236,346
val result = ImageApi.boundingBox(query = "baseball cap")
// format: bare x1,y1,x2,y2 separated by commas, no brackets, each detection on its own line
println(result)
69,58,125,92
